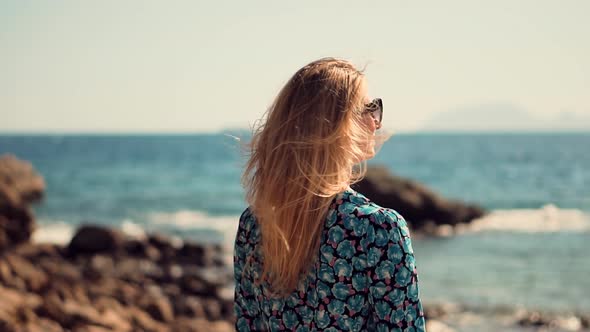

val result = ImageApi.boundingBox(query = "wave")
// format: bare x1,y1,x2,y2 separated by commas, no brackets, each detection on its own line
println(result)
31,205,590,247
31,220,74,245
462,204,590,234
146,210,238,234
32,211,241,247
143,205,590,237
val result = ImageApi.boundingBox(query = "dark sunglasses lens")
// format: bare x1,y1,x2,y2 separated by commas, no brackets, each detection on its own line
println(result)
376,99,383,122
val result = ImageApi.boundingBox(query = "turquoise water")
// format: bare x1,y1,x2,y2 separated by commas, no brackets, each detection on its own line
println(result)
1,132,589,312
416,231,590,313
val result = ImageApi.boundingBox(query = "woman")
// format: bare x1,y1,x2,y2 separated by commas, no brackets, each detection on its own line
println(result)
234,58,425,331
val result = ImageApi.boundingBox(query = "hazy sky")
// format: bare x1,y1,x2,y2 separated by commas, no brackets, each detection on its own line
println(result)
1,0,589,133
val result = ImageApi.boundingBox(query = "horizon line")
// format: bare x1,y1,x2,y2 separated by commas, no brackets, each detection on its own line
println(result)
0,128,589,136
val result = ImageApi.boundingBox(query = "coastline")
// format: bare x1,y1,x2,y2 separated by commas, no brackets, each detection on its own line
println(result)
1,225,586,332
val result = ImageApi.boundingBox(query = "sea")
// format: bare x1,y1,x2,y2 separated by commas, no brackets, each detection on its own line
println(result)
1,132,589,316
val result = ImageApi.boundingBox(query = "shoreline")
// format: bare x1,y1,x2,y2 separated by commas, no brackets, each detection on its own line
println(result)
3,226,589,332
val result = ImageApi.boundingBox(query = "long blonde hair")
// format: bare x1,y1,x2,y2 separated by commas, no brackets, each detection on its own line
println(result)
242,58,375,296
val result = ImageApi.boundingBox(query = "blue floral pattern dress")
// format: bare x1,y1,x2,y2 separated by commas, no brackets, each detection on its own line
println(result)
233,188,426,331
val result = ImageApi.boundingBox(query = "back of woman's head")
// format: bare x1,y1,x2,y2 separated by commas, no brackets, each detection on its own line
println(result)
242,57,376,296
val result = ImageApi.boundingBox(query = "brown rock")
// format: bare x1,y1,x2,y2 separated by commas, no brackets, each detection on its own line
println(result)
162,284,181,298
72,325,113,332
127,306,170,332
180,275,215,297
0,154,45,204
0,285,43,315
0,259,12,284
96,307,133,331
40,296,121,330
144,296,175,323
0,154,45,251
93,296,124,313
148,233,182,262
124,239,161,261
172,318,233,332
12,242,62,259
89,254,115,277
0,206,35,251
25,318,64,332
38,258,82,282
202,298,223,321
0,286,44,332
3,253,49,292
174,296,207,318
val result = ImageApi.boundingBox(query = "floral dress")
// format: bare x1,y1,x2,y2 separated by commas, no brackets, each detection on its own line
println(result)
233,188,426,331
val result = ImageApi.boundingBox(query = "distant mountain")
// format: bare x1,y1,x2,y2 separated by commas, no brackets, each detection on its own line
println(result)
420,103,590,132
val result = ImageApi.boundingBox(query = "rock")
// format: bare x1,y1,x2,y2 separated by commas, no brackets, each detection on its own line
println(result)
424,302,464,320
3,253,49,292
353,165,486,231
180,275,216,297
178,243,224,267
426,319,457,332
174,296,207,318
67,225,126,255
0,285,43,316
0,154,45,204
26,318,64,332
13,242,62,259
95,308,133,331
202,298,224,321
580,313,590,328
38,258,82,282
72,325,114,332
112,257,163,282
143,296,175,323
148,233,183,260
124,239,161,261
172,318,233,332
89,254,115,277
0,206,35,251
1,211,236,331
126,306,170,332
38,295,120,330
0,154,45,251
518,310,550,327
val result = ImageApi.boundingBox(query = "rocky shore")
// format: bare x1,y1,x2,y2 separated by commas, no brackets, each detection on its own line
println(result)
0,229,234,332
1,155,235,331
2,154,588,332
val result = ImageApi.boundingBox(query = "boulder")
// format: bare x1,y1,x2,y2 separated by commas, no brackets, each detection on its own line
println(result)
0,154,45,251
353,165,486,231
3,253,49,292
67,225,126,255
0,154,45,205
0,206,35,251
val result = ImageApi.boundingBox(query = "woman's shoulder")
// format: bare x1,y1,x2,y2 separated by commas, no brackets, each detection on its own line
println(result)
334,187,411,237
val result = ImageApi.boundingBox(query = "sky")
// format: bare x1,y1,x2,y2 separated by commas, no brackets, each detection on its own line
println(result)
1,0,589,133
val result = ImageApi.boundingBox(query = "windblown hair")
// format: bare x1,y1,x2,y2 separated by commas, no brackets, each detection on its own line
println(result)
242,58,376,296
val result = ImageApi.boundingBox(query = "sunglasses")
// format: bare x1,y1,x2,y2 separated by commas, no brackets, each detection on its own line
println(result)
364,98,383,124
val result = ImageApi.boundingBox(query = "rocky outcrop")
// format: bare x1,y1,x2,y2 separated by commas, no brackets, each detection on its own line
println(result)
0,227,234,332
0,155,233,331
354,165,486,233
0,154,45,251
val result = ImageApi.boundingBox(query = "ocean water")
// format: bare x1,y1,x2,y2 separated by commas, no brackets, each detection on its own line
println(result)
1,132,589,313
